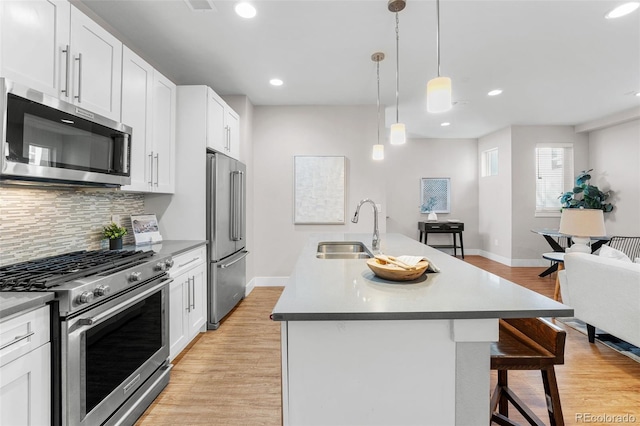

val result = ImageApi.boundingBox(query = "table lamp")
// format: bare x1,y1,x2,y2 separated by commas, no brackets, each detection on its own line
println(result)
558,208,606,253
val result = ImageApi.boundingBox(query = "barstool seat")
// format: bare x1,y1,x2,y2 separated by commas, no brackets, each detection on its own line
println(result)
490,318,566,426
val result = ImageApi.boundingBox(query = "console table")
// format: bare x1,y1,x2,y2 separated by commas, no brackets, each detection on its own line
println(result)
419,221,465,259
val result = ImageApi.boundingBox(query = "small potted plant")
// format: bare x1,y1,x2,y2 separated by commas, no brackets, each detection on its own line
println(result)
103,222,128,250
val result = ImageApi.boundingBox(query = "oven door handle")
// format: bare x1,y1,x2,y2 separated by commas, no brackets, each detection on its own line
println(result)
71,278,173,330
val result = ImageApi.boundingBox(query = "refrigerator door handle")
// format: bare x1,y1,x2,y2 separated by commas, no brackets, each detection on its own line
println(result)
217,251,249,269
239,170,245,241
231,170,242,241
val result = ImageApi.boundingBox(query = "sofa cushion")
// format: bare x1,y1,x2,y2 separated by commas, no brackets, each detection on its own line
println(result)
599,244,632,263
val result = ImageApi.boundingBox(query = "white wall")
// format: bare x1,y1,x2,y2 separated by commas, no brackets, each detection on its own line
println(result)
253,106,387,277
385,138,479,251
252,105,481,278
478,127,512,262
588,118,640,237
510,126,589,263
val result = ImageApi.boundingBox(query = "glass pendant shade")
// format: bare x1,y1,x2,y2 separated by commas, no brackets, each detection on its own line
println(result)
390,123,406,145
427,76,452,113
372,144,385,160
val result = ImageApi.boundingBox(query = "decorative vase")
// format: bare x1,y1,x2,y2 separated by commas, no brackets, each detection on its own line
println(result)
427,212,438,221
109,237,123,250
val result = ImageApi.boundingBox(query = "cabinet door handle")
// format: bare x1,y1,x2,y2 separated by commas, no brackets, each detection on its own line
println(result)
74,53,83,102
185,278,191,313
148,152,154,186
154,153,159,186
190,276,195,310
0,331,35,350
61,45,70,97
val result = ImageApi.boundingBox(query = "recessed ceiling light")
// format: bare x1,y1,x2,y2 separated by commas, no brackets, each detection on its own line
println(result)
270,78,283,86
605,2,639,18
635,91,640,97
487,89,503,96
440,122,451,127
235,2,256,18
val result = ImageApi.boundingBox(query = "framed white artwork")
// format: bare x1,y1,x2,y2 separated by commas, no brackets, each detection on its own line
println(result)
294,156,346,224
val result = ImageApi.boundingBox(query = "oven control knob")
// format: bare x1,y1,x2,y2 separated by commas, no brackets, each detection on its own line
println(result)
76,291,94,305
93,285,111,297
164,259,175,268
155,262,167,271
129,272,142,282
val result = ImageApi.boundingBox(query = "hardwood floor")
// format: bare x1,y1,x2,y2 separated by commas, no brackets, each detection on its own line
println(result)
137,256,640,425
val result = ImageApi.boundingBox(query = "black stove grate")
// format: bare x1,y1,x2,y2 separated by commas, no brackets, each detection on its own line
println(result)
0,250,155,291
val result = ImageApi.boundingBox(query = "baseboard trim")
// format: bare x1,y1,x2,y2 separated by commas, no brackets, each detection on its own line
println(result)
478,250,513,266
254,276,289,287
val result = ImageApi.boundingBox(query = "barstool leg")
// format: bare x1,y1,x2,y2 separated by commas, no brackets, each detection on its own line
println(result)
497,370,509,418
541,367,564,426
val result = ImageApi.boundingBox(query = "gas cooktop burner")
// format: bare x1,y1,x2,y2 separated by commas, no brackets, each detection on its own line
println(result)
0,250,155,291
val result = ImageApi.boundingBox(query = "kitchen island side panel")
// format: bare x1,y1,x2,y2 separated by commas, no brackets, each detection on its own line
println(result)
284,319,458,426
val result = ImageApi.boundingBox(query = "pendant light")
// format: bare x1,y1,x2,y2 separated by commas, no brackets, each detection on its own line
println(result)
388,0,406,145
372,52,385,161
427,0,452,113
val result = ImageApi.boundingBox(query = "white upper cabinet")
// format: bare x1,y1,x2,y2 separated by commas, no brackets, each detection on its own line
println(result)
69,5,122,121
206,87,240,160
151,71,176,193
121,46,175,194
207,88,226,154
0,0,70,98
226,108,240,160
0,2,122,121
121,46,153,192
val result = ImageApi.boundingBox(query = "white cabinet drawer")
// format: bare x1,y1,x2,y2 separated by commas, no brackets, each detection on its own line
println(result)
0,305,50,368
170,245,206,277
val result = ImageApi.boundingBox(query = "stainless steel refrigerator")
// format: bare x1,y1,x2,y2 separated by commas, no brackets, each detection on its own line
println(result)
206,151,248,329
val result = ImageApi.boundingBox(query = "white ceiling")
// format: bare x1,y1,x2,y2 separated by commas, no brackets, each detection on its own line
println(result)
76,0,640,139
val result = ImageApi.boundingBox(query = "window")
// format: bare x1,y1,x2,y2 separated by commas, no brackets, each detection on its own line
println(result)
535,143,574,215
481,148,498,177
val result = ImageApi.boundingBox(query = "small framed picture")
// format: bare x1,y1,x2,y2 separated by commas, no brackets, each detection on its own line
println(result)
130,214,162,245
420,178,451,214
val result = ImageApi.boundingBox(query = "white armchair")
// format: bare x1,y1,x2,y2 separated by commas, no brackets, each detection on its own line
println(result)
558,252,640,347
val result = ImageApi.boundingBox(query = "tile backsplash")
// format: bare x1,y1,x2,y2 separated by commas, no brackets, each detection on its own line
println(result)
0,186,145,266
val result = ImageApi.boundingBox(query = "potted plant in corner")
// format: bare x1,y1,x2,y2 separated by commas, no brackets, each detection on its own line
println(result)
559,169,614,212
103,222,128,250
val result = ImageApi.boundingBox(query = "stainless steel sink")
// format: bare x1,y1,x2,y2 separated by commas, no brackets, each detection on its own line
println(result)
316,241,373,259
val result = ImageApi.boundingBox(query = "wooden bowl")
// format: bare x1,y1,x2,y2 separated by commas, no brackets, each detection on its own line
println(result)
366,258,429,281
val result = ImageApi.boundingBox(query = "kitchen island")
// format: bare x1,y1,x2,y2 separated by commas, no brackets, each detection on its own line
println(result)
272,233,573,426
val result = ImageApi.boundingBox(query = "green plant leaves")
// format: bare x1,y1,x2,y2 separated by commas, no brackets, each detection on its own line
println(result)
558,169,613,213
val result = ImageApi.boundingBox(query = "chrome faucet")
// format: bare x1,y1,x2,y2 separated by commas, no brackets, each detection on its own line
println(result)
352,199,379,251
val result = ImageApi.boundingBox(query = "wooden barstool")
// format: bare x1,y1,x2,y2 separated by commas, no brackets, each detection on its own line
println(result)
490,318,566,426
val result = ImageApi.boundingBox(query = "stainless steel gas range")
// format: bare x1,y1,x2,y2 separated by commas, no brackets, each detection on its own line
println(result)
0,249,174,426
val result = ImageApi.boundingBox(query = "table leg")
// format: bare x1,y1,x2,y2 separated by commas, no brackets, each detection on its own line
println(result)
554,263,564,301
459,232,464,259
419,230,424,244
543,235,565,253
452,233,457,257
539,263,558,278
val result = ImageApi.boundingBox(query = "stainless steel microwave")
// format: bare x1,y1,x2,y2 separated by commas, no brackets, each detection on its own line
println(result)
0,78,132,187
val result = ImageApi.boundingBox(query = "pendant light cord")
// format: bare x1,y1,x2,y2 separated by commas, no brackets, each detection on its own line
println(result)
436,0,441,77
395,12,400,122
376,59,381,145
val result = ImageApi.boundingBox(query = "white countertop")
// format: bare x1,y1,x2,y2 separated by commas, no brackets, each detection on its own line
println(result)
271,233,573,321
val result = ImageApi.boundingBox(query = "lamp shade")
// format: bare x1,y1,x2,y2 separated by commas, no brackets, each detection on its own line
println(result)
390,123,406,145
372,144,384,161
558,208,606,237
427,76,452,113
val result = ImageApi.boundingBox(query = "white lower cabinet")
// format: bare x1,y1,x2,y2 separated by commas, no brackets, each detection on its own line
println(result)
169,246,207,360
0,305,51,426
